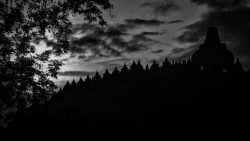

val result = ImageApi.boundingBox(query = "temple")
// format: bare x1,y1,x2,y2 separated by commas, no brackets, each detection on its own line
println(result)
192,26,235,72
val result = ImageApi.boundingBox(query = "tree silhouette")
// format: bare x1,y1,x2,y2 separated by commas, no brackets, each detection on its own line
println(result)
103,69,111,80
9,53,249,140
136,60,144,73
145,64,150,73
0,0,113,127
77,77,84,87
93,72,101,83
130,61,137,73
150,60,160,74
121,64,129,74
112,67,120,77
234,58,244,73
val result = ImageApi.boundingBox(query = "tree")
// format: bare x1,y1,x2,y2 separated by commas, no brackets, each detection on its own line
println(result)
130,61,137,73
162,57,171,69
71,79,77,88
145,64,150,73
136,60,144,73
120,64,129,74
234,58,244,73
150,60,160,73
103,69,111,79
77,77,84,87
93,71,101,81
112,67,120,78
0,0,113,127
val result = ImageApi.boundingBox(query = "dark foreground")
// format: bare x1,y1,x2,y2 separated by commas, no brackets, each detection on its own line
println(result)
2,70,249,141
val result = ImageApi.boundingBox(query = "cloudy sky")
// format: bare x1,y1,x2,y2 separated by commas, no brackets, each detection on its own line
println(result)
42,0,250,87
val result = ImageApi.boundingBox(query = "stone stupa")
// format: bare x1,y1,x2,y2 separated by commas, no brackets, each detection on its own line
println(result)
192,26,234,72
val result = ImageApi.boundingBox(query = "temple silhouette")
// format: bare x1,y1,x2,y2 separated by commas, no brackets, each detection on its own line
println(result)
9,27,249,140
192,26,235,72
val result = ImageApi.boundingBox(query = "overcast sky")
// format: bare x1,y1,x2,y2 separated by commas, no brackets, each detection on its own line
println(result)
45,0,250,87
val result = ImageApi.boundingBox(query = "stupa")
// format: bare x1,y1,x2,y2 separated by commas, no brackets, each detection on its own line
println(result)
192,27,234,72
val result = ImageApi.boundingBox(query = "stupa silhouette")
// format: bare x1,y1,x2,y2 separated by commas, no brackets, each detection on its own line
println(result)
192,26,234,72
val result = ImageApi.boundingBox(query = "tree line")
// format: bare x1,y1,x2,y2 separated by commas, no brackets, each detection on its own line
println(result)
56,57,245,100
8,57,249,140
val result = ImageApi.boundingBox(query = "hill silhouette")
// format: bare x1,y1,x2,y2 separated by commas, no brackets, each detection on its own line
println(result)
7,27,250,140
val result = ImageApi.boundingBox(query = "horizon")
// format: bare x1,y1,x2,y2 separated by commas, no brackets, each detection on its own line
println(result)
32,0,250,87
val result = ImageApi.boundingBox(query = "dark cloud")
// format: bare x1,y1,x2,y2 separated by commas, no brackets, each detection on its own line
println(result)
139,31,166,36
147,58,164,65
71,24,99,35
44,23,145,61
95,58,132,65
111,23,138,33
152,49,164,54
72,23,131,38
131,31,167,46
171,48,186,54
58,71,96,77
105,26,129,37
176,0,250,68
72,36,102,47
41,17,168,62
141,0,181,16
133,32,157,42
168,45,198,60
168,19,184,24
77,48,122,62
68,19,168,62
110,37,147,53
124,18,165,27
95,58,133,69
190,0,249,10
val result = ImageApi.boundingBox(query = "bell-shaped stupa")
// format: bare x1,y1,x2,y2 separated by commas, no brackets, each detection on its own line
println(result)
192,27,234,72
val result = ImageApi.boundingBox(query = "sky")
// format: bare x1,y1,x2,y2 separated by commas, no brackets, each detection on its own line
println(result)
42,0,250,87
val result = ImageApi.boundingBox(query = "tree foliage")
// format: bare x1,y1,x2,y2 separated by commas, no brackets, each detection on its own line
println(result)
0,0,113,127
